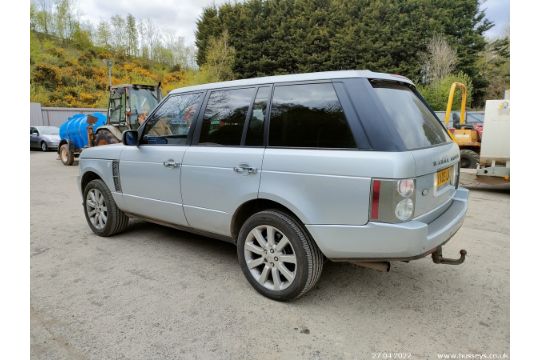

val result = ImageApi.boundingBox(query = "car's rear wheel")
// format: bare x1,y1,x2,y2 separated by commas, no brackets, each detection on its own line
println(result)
41,141,48,152
59,144,74,166
237,210,324,301
83,179,129,237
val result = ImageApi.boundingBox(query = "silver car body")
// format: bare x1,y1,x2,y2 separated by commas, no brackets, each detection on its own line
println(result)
30,126,61,150
78,70,468,261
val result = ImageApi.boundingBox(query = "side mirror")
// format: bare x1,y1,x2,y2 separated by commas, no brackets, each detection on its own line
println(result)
122,130,139,146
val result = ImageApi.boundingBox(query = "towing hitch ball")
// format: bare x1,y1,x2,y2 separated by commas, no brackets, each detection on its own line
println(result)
431,247,467,265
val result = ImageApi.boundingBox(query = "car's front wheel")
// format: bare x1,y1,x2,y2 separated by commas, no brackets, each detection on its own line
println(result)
83,179,129,237
237,210,324,301
41,141,48,152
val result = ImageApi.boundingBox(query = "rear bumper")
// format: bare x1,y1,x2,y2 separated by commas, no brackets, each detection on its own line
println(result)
306,187,469,260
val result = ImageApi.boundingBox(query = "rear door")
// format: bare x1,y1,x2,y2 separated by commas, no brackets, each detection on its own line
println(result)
119,92,204,226
181,86,270,236
259,82,370,225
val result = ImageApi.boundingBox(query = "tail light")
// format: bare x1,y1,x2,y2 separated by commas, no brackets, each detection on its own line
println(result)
370,178,416,223
370,180,381,220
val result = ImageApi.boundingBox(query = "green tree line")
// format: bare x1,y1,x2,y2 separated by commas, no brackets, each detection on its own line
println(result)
196,0,507,107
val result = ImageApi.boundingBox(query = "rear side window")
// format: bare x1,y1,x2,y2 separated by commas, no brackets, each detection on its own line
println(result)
199,87,255,145
371,82,451,149
269,83,356,148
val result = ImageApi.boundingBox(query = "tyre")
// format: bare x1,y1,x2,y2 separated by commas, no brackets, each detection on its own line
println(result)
237,210,324,301
94,130,120,146
59,144,74,166
41,141,48,152
460,149,479,169
83,179,129,237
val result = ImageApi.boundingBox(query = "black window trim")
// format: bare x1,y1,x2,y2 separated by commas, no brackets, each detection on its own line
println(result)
241,84,273,147
265,80,360,151
138,90,205,147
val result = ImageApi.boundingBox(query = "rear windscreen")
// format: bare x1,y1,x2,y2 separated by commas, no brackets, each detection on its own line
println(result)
371,81,451,150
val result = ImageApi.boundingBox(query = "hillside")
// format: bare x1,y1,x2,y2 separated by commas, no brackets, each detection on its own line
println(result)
30,31,196,108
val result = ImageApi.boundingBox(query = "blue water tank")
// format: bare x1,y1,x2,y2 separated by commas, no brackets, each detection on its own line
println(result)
59,112,107,150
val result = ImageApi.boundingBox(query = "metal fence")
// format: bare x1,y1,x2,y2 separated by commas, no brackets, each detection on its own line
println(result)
30,102,107,127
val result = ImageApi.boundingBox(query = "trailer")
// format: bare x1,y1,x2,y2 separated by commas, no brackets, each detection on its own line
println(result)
459,97,510,189
58,113,107,165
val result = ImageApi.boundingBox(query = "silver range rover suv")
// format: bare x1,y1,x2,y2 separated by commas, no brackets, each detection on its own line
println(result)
78,70,469,301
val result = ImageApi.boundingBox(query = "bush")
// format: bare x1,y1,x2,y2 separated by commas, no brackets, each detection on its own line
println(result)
32,63,61,91
417,73,473,111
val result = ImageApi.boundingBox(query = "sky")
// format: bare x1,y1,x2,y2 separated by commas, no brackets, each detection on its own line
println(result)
77,0,510,46
77,0,231,46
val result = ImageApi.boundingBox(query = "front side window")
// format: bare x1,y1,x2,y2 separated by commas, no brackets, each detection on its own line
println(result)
269,83,356,148
199,87,255,146
371,81,451,149
142,92,203,145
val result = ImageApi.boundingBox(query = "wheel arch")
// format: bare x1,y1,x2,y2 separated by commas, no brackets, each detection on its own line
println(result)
80,170,102,195
230,198,309,243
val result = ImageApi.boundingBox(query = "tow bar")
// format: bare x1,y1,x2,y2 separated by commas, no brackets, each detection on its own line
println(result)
431,247,467,265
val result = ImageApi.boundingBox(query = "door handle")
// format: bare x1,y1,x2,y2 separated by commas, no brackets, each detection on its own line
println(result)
163,159,180,168
233,163,257,175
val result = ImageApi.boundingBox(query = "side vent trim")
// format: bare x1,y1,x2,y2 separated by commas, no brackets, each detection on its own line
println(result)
112,160,122,192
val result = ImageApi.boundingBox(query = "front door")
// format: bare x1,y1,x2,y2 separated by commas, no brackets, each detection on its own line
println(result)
119,92,205,226
181,86,271,237
30,127,39,148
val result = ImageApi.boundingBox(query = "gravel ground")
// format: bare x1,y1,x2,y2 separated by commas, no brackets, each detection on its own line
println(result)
30,151,510,360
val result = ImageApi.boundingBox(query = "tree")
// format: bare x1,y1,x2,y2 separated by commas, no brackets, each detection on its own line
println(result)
126,14,138,57
31,0,54,34
110,15,127,55
71,22,93,49
55,0,76,40
195,0,493,103
476,36,510,103
195,6,221,66
421,35,458,84
202,30,236,81
95,21,112,48
139,18,161,60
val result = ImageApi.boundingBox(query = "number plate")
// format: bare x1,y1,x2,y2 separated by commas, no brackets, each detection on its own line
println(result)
436,167,451,188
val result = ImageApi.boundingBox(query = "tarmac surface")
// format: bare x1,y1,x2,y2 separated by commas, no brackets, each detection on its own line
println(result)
30,151,510,359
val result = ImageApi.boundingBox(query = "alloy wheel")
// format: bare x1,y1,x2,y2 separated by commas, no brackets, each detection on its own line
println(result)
244,225,297,291
86,188,108,230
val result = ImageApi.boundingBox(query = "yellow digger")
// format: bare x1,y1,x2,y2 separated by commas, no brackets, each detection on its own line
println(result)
443,82,482,168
